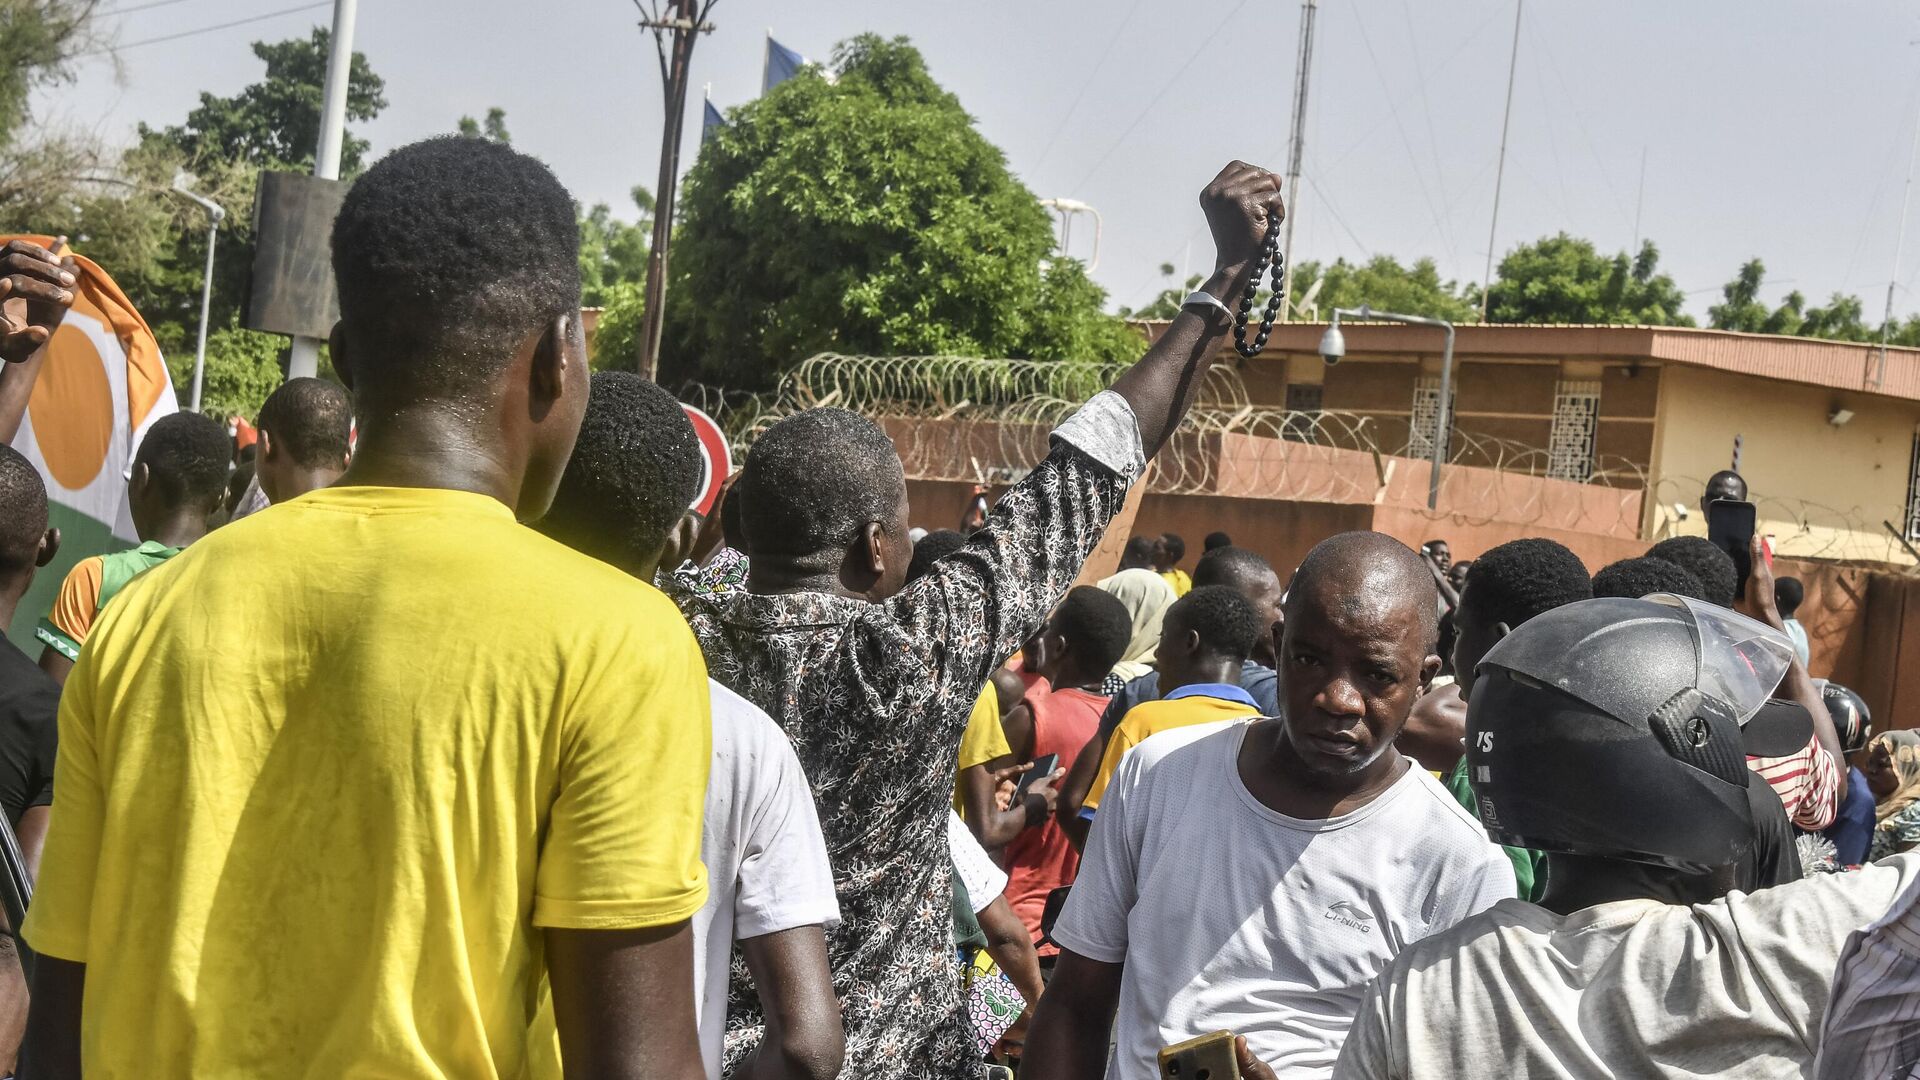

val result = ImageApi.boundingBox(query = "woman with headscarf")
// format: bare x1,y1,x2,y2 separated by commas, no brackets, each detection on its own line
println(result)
1864,729,1920,860
1095,567,1177,696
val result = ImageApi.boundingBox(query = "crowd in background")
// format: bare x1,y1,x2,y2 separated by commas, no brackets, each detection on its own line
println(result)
0,136,1916,1080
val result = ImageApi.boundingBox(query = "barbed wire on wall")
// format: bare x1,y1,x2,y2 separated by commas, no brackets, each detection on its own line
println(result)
680,354,1913,568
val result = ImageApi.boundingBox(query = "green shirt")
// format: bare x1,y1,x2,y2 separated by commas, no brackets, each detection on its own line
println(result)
1445,757,1547,902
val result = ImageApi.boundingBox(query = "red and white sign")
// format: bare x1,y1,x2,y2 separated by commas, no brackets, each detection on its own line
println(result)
682,403,733,517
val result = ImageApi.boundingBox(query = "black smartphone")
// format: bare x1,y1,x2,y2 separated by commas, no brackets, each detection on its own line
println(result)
1707,498,1757,592
1014,753,1059,799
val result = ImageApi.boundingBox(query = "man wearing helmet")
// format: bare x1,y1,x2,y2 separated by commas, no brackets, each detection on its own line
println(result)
1329,595,1920,1080
1818,682,1876,867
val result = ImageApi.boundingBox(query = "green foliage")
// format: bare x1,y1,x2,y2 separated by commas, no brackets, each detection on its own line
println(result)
590,280,645,370
663,34,1138,389
1292,255,1478,322
1024,258,1145,364
21,28,387,420
141,28,387,173
164,324,287,420
0,0,97,152
455,106,511,145
579,187,653,308
1487,234,1693,326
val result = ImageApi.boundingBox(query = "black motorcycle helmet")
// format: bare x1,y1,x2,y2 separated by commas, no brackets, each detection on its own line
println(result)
1822,682,1873,754
1466,595,1794,874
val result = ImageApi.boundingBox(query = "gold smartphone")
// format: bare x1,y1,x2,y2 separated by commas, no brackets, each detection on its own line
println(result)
1158,1029,1240,1080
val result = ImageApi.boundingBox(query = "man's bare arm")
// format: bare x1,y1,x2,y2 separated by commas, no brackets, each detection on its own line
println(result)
547,922,703,1080
737,925,844,1080
1021,949,1124,1080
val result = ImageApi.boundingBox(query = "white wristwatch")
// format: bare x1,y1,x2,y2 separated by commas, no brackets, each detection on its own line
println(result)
1181,290,1234,322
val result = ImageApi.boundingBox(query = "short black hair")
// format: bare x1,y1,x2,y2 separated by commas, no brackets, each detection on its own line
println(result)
135,412,231,509
1706,469,1748,499
1160,532,1186,562
1204,531,1233,552
332,136,581,399
257,377,352,468
1592,556,1706,601
0,445,47,576
1647,536,1739,609
1121,535,1158,568
720,482,746,551
736,407,903,565
1164,584,1261,663
1461,539,1593,629
1775,576,1805,616
907,528,966,584
1053,586,1134,675
1193,545,1275,592
538,371,701,568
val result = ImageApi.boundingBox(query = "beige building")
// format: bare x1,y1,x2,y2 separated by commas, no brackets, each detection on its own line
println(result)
1150,321,1920,566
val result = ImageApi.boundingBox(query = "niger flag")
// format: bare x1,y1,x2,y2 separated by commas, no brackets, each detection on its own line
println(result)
4,235,179,650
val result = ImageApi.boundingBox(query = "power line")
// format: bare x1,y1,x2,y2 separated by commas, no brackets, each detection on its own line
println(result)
1065,0,1255,194
1349,1,1458,270
77,1,329,56
96,0,211,17
1028,0,1147,175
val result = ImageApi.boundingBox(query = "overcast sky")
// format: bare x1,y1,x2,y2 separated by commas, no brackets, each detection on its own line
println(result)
50,0,1920,321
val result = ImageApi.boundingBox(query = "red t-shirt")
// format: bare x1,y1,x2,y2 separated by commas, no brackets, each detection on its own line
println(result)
1003,677,1109,951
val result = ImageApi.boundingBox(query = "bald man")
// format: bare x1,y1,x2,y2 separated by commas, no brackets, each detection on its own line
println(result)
1024,532,1515,1080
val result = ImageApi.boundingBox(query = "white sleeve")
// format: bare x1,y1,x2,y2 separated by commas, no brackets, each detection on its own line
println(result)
732,710,842,939
1331,974,1399,1080
1050,745,1145,964
948,811,1007,915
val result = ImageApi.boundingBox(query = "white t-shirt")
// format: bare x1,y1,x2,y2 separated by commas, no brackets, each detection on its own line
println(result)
949,810,1008,916
695,681,841,1080
1336,854,1920,1080
1053,719,1515,1080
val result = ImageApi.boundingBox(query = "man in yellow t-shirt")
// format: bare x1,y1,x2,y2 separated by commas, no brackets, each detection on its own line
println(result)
1081,586,1264,818
21,137,713,1080
1154,533,1193,597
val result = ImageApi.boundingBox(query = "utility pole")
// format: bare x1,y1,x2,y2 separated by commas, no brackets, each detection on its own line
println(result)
636,0,717,381
1479,0,1523,323
1278,0,1318,321
1878,74,1920,388
288,0,357,379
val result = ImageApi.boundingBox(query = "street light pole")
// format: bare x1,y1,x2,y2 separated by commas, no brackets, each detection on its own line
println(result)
289,0,358,380
172,181,226,414
1039,198,1103,270
1323,305,1456,509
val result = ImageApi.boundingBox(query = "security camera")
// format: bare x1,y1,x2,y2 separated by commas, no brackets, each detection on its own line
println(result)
1318,324,1346,365
1673,502,1689,521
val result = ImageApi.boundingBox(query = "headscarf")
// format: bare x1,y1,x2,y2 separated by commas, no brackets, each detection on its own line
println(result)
1870,730,1920,823
1097,567,1178,684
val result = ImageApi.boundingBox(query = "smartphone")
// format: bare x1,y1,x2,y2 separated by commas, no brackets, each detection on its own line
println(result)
1707,498,1757,591
981,1068,1014,1080
1159,1030,1240,1080
1014,753,1059,800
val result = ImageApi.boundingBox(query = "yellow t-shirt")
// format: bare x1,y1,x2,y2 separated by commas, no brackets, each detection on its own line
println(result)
1082,692,1260,812
1160,568,1192,597
24,486,712,1078
953,683,1013,813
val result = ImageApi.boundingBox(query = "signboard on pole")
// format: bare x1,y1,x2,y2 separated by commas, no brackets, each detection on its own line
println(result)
682,403,732,516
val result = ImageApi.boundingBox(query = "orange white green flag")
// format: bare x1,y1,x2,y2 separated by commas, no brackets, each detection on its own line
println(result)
3,234,179,650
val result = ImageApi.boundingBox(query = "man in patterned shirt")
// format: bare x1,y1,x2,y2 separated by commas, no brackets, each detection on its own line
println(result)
672,161,1286,1078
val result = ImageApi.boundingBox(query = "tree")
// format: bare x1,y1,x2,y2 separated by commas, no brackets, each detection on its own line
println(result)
1291,255,1477,322
1707,258,1768,332
663,34,1140,389
141,28,387,174
455,106,511,145
578,187,653,308
0,0,101,152
1487,234,1693,326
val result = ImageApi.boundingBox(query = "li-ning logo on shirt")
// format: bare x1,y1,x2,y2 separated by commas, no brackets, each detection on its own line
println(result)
1324,900,1374,933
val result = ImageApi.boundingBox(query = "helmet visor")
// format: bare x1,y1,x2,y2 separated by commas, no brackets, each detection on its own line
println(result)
1644,593,1793,724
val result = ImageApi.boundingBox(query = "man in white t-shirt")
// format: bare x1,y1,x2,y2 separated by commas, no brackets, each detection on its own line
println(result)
536,372,843,1080
1023,532,1515,1080
1334,594,1920,1080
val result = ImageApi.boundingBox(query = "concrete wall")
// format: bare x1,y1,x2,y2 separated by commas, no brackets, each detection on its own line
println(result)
1647,363,1920,563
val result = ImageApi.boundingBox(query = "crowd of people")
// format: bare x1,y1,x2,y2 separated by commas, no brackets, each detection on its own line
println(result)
0,135,1917,1080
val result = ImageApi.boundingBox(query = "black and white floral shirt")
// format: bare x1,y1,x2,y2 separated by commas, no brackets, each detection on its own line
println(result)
670,392,1144,1079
